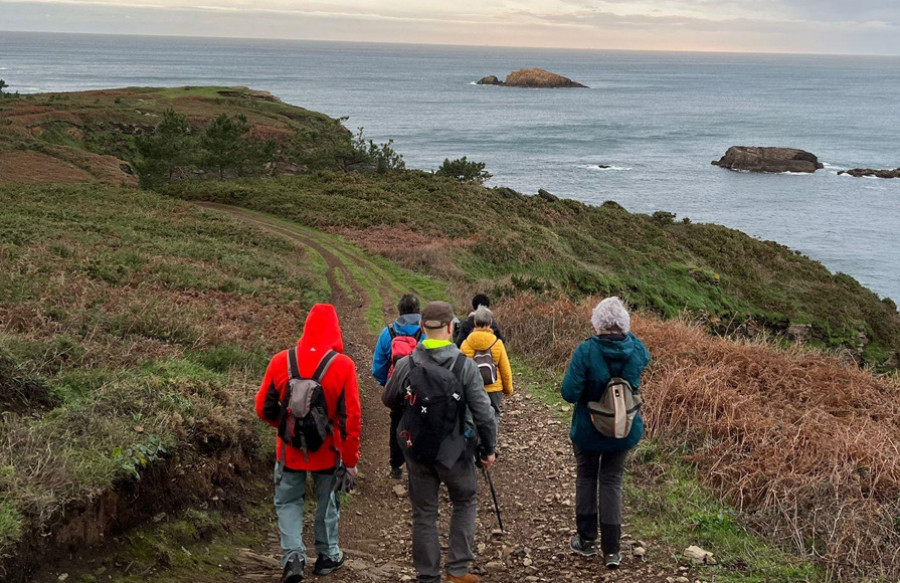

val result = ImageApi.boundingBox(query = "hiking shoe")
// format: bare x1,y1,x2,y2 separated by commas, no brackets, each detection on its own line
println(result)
313,552,345,576
570,537,598,557
446,572,480,583
604,552,622,569
390,466,403,480
281,554,305,583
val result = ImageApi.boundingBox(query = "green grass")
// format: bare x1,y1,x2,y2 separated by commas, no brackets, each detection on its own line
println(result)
0,501,22,548
0,183,330,563
331,267,356,301
626,441,825,583
234,207,448,304
224,207,448,333
0,86,355,183
47,504,270,583
343,260,389,334
167,172,900,368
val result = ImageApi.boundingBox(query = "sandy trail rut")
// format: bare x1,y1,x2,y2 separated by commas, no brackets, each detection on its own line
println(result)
201,205,677,583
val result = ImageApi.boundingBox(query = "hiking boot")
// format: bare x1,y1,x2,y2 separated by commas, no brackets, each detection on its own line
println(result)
281,554,305,583
446,572,480,583
390,465,403,480
604,552,622,569
570,536,598,557
313,552,345,576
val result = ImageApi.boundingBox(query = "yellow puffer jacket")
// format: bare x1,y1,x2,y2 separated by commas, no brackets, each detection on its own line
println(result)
460,329,514,395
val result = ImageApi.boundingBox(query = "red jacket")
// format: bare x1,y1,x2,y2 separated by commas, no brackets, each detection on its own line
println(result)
255,304,362,471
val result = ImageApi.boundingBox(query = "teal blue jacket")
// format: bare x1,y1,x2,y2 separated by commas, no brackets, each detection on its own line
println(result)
561,333,650,454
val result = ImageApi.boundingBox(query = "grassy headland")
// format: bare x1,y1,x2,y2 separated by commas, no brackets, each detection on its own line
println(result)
167,172,900,368
4,86,896,368
0,86,356,186
0,183,328,578
3,87,900,582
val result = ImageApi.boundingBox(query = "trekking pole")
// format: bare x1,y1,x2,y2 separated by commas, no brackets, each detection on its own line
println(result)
481,467,504,534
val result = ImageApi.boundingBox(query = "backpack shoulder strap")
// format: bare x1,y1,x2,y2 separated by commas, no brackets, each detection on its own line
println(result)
287,348,300,380
312,350,339,383
450,352,467,381
413,328,423,342
388,326,397,340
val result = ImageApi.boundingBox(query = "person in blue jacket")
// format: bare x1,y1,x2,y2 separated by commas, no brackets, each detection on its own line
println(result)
372,293,423,479
561,297,650,569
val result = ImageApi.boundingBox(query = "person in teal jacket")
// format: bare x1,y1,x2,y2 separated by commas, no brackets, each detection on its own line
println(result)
561,297,650,569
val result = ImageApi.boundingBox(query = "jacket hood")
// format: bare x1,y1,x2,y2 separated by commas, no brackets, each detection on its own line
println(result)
392,314,423,336
464,329,498,351
413,341,460,367
395,313,422,327
298,303,344,354
590,332,639,363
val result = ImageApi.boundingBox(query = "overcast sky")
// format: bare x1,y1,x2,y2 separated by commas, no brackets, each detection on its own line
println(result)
3,0,900,55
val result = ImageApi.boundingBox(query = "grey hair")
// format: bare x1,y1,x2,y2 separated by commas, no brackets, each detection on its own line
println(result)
591,297,630,335
473,305,494,328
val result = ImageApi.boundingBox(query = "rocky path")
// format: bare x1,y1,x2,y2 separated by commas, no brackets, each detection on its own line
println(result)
205,207,685,583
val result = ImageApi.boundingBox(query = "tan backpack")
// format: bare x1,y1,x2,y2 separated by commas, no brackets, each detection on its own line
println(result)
587,377,642,439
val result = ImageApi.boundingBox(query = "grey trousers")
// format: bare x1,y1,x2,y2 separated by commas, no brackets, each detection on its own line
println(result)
407,456,478,583
574,444,627,553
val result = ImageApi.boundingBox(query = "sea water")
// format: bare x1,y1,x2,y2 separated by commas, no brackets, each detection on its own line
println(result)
1,32,898,300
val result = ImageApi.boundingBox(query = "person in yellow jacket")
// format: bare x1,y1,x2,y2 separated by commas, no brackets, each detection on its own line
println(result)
460,305,513,424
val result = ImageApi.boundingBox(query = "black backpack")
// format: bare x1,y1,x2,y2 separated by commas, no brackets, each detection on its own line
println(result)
277,348,339,464
398,353,467,465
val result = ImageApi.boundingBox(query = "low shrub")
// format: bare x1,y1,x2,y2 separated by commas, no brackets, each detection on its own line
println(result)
495,293,900,581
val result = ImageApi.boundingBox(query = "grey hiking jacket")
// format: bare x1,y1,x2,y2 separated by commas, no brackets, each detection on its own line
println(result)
383,342,497,468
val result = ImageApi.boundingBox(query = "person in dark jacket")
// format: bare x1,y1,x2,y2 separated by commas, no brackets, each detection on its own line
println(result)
454,293,505,347
384,301,496,583
372,294,423,479
255,304,362,582
561,297,650,569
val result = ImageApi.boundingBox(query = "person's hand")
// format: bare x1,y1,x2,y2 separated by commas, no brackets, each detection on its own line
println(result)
346,466,358,478
480,453,496,471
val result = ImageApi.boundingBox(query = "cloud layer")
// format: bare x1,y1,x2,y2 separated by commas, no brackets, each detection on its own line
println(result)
2,0,900,54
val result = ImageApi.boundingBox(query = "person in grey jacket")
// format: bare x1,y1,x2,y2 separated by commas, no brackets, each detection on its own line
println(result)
383,301,497,583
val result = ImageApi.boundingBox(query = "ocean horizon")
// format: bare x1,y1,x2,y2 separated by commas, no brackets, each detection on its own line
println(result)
2,31,899,301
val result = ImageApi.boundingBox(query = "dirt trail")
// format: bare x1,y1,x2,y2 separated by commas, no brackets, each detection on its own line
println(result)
196,206,683,582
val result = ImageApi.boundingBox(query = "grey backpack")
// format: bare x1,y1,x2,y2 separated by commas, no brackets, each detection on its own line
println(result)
276,348,339,478
587,376,642,439
473,339,499,386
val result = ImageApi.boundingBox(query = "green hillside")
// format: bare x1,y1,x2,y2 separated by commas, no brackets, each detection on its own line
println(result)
0,86,354,186
0,183,328,575
168,171,900,368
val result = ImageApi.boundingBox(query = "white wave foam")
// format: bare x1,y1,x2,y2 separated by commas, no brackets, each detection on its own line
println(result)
778,171,814,176
836,173,881,180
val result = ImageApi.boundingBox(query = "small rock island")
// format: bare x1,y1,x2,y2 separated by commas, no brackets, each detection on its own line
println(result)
838,168,900,179
476,68,587,88
712,146,824,173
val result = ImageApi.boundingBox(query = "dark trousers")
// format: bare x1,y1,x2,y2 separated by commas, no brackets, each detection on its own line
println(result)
574,444,627,554
390,408,405,469
488,392,502,433
407,457,477,582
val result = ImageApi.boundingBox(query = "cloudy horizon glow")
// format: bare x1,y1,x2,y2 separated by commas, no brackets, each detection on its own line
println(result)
2,0,900,55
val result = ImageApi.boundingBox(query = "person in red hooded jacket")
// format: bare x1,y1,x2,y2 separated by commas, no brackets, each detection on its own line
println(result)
255,304,361,583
